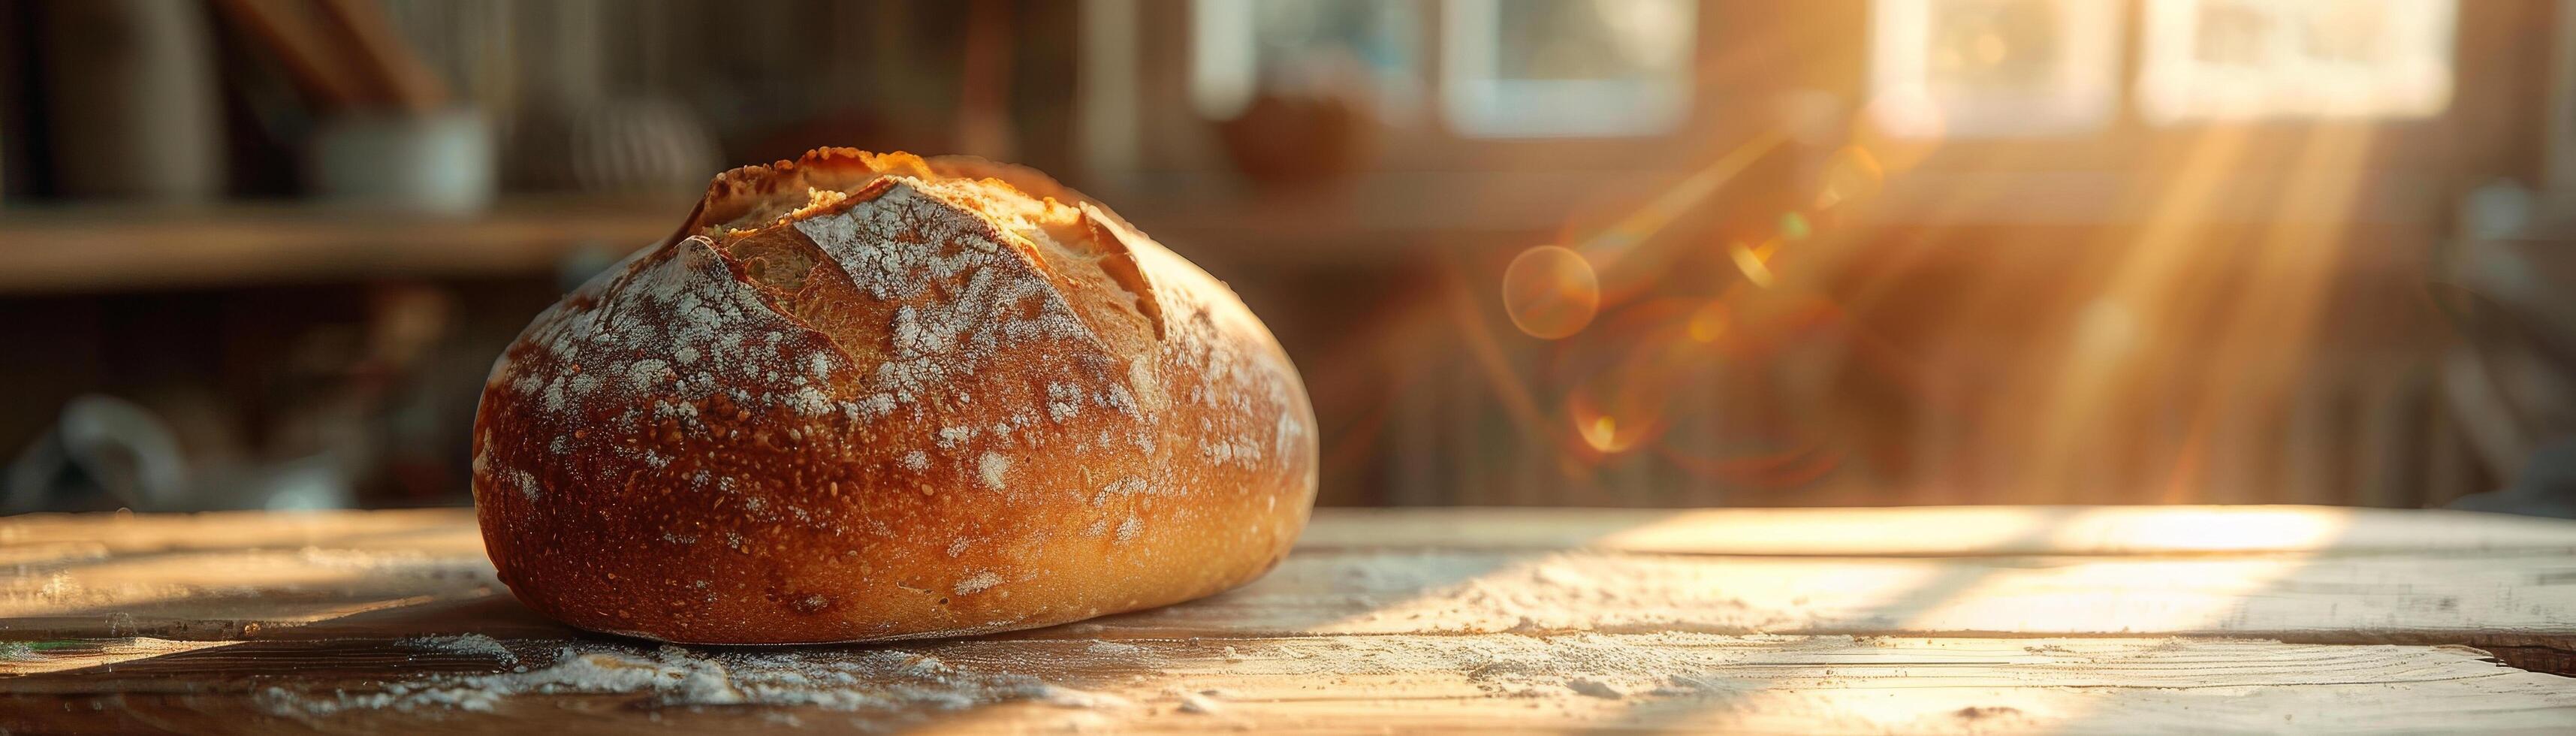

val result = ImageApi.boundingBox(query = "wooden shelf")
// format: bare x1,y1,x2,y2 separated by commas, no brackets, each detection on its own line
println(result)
0,196,691,295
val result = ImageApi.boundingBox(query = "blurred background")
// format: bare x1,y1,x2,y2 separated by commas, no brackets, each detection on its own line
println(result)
2,0,2571,516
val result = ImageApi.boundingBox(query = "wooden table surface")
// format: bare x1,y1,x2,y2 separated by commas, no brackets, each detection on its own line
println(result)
4,505,2575,734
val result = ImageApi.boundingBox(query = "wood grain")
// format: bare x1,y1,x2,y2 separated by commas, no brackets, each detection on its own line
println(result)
4,505,2574,732
1075,549,2576,648
3,635,2570,734
8,508,2575,650
15,503,2571,557
1292,505,2576,556
0,198,682,294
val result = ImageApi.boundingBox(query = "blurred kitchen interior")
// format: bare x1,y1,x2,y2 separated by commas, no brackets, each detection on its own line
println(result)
3,0,2572,515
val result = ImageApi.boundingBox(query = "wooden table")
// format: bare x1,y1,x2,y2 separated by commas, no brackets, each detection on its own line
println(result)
4,505,2574,733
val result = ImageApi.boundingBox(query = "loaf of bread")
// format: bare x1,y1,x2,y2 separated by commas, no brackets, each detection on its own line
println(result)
471,149,1316,644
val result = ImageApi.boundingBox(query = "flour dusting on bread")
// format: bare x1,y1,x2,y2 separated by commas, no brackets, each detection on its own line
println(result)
472,149,1316,644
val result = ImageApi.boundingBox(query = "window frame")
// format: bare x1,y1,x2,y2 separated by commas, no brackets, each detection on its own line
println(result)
1115,0,2527,198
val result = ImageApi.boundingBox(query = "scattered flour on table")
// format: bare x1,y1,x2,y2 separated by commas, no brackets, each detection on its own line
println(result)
1176,690,1223,714
1565,677,1624,699
1298,550,1757,634
1083,640,1144,656
401,634,518,666
258,641,1130,717
1167,629,1820,702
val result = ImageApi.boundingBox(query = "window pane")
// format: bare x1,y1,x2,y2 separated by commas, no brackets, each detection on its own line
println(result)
1869,0,2123,138
2137,0,2456,122
1190,0,1422,121
1441,0,1697,138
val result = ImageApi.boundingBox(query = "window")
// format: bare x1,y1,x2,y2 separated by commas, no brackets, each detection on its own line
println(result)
1190,0,1423,121
2137,0,2457,122
1440,0,1697,138
1869,0,2123,138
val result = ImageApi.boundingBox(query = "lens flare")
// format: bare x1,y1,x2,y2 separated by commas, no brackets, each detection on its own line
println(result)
1502,246,1602,339
1556,304,1715,460
1814,146,1887,210
1687,301,1729,343
1585,415,1619,451
1568,391,1661,456
1778,212,1813,241
1570,129,1789,273
1728,240,1778,288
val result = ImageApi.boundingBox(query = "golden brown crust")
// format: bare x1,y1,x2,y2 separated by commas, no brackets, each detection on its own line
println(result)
472,149,1315,644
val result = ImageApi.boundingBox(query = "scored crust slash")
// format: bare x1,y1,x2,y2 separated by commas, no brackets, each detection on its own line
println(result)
469,149,1318,644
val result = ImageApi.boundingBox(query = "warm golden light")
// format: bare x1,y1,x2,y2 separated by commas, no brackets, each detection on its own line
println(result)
1557,311,1715,462
1777,212,1812,241
1869,0,2122,137
2137,0,2457,122
1814,146,1887,210
1586,415,1618,451
1728,241,1778,288
1686,302,1728,343
1573,130,1788,273
1905,508,2347,633
0,639,243,677
1971,31,2008,66
1501,245,1603,339
2072,298,2140,359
